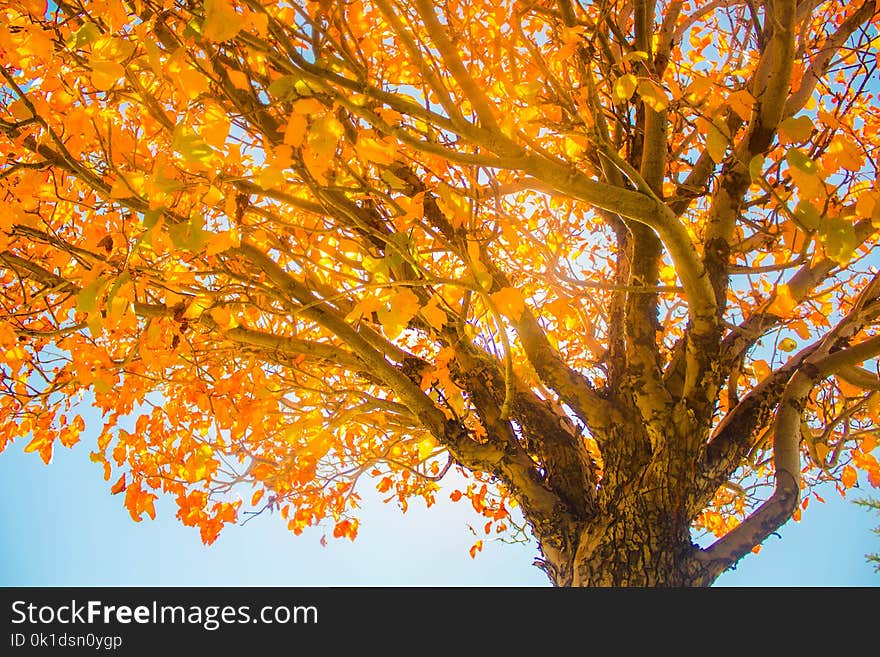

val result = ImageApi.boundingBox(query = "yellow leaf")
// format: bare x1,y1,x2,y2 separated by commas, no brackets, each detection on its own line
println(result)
778,115,814,144
378,288,421,338
490,287,526,321
778,337,797,352
308,115,344,159
203,0,242,42
90,60,125,91
257,164,285,189
92,36,134,63
293,97,327,115
614,74,637,103
200,102,230,149
637,79,668,111
183,295,213,319
791,320,812,340
706,121,728,163
727,90,754,120
856,189,880,224
827,134,863,172
356,136,398,165
417,436,436,461
420,296,447,331
209,305,238,329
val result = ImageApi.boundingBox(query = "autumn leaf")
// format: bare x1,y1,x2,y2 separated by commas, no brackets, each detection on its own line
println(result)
778,115,814,144
637,79,668,111
766,284,798,318
332,518,358,541
420,296,447,331
378,288,421,338
490,287,526,321
110,473,127,495
90,59,125,91
826,134,863,172
5,0,880,587
202,0,242,42
841,465,858,489
283,112,308,147
614,74,637,103
727,90,754,120
706,121,729,163
356,136,398,165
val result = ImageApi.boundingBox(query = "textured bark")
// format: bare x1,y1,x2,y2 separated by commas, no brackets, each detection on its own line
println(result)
519,408,714,587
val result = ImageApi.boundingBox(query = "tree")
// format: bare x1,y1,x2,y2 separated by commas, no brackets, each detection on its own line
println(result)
855,497,880,571
1,0,879,587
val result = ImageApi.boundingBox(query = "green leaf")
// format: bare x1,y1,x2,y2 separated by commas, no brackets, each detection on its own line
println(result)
785,148,819,174
106,272,131,307
748,155,765,182
151,167,182,194
268,76,317,100
143,210,162,230
706,122,728,163
622,51,650,63
793,201,821,230
70,22,100,49
169,215,208,253
820,216,858,265
361,254,388,275
171,125,214,165
380,169,407,190
267,75,300,100
77,277,106,315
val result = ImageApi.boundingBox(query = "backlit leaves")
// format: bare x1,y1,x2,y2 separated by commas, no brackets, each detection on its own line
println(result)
378,288,421,338
203,0,242,43
614,74,637,103
1,0,879,568
778,116,814,144
490,287,527,321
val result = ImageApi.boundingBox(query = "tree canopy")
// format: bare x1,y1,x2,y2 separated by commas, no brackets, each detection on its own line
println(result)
1,0,879,585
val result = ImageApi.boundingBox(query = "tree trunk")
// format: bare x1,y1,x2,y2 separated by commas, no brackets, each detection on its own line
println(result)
526,415,713,587
537,499,707,587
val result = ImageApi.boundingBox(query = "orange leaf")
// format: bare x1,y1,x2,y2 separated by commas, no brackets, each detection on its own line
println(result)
110,473,126,495
766,284,798,318
490,287,526,321
841,464,858,489
284,113,308,147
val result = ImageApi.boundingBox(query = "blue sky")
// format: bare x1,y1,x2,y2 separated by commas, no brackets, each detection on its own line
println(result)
0,432,877,587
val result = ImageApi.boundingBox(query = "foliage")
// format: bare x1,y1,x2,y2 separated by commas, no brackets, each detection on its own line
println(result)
1,0,880,584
